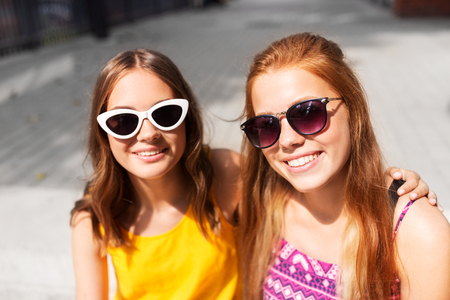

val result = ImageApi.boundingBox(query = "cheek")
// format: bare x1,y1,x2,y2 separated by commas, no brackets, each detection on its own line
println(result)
333,121,351,163
107,136,129,162
172,124,187,155
342,131,352,163
323,109,351,162
261,147,280,170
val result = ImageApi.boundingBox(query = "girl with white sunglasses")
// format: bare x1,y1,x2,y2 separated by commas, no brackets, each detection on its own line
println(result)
239,32,450,300
71,49,242,299
70,47,436,300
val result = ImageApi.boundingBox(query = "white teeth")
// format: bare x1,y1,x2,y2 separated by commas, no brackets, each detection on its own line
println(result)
136,149,163,156
287,154,318,167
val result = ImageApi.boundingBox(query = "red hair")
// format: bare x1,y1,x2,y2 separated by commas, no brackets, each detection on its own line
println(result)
239,33,396,299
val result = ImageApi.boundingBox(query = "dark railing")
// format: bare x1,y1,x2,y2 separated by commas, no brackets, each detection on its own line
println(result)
0,0,189,56
105,0,189,25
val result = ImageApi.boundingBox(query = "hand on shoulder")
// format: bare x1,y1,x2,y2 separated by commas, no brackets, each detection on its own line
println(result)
394,196,450,299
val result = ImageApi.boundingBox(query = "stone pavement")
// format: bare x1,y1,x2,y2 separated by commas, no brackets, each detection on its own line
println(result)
0,0,449,298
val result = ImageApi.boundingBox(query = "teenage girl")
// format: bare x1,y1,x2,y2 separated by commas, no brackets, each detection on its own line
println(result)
239,32,450,299
71,47,435,300
71,49,241,300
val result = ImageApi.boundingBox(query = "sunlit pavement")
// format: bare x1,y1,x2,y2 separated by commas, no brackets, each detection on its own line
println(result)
1,0,449,298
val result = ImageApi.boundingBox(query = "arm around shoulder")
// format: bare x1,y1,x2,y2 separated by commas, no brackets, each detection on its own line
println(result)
395,197,450,300
210,148,242,225
72,210,109,300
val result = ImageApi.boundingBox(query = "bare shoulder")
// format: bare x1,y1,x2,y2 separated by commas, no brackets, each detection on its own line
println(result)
210,149,242,225
71,212,109,299
394,196,450,299
71,210,99,249
72,210,93,229
394,195,450,239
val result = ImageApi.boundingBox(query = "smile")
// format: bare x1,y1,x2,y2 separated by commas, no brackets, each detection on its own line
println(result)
286,153,318,167
136,149,165,156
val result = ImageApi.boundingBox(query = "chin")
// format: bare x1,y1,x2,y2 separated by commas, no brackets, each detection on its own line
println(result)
287,175,329,194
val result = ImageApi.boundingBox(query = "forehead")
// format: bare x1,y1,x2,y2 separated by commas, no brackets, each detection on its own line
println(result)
107,70,174,110
251,68,336,114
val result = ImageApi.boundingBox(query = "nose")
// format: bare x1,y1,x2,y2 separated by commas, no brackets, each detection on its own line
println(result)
136,119,161,142
278,118,305,149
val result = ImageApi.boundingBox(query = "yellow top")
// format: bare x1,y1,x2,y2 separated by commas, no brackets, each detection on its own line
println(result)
104,198,240,300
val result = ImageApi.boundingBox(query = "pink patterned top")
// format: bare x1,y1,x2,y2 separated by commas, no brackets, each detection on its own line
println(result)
263,200,414,300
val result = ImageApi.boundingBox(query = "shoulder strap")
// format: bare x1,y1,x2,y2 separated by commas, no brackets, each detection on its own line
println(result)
392,200,414,241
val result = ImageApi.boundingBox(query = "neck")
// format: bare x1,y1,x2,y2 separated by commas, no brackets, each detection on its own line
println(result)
294,186,345,225
291,167,348,226
283,171,348,264
128,163,190,211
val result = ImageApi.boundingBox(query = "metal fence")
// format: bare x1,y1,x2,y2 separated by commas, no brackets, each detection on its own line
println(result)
105,0,189,25
0,0,189,56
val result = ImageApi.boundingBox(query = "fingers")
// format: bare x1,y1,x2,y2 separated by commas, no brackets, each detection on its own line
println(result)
399,168,421,183
402,178,430,200
428,190,444,212
428,190,438,206
386,167,403,182
388,167,442,211
396,168,428,200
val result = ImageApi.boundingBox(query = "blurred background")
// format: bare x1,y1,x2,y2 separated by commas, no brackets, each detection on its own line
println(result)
0,0,449,298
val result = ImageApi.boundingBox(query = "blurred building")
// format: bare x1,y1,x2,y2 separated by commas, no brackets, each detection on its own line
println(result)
367,0,450,16
0,0,192,56
393,0,450,17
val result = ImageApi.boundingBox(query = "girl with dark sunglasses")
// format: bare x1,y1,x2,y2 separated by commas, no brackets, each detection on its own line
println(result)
239,32,450,300
70,47,436,299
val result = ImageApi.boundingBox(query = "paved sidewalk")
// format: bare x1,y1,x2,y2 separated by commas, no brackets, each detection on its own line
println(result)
1,0,449,298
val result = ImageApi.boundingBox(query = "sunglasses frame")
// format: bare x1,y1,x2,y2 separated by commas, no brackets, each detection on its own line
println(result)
97,98,189,139
241,97,342,149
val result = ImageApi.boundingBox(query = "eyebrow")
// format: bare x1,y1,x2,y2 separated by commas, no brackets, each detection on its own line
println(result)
255,95,319,116
108,98,176,111
109,105,135,110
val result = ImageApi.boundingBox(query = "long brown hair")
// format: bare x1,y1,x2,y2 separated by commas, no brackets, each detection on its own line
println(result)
71,49,217,254
239,33,396,299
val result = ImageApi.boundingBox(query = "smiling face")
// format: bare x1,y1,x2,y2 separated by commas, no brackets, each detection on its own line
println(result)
106,69,186,182
251,68,351,194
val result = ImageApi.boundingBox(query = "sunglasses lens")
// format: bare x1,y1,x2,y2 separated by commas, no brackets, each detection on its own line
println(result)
288,100,326,134
106,114,139,136
152,105,183,128
245,116,279,148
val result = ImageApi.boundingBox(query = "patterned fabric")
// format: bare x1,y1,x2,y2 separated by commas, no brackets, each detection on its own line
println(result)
393,200,414,240
263,200,415,300
264,239,339,300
